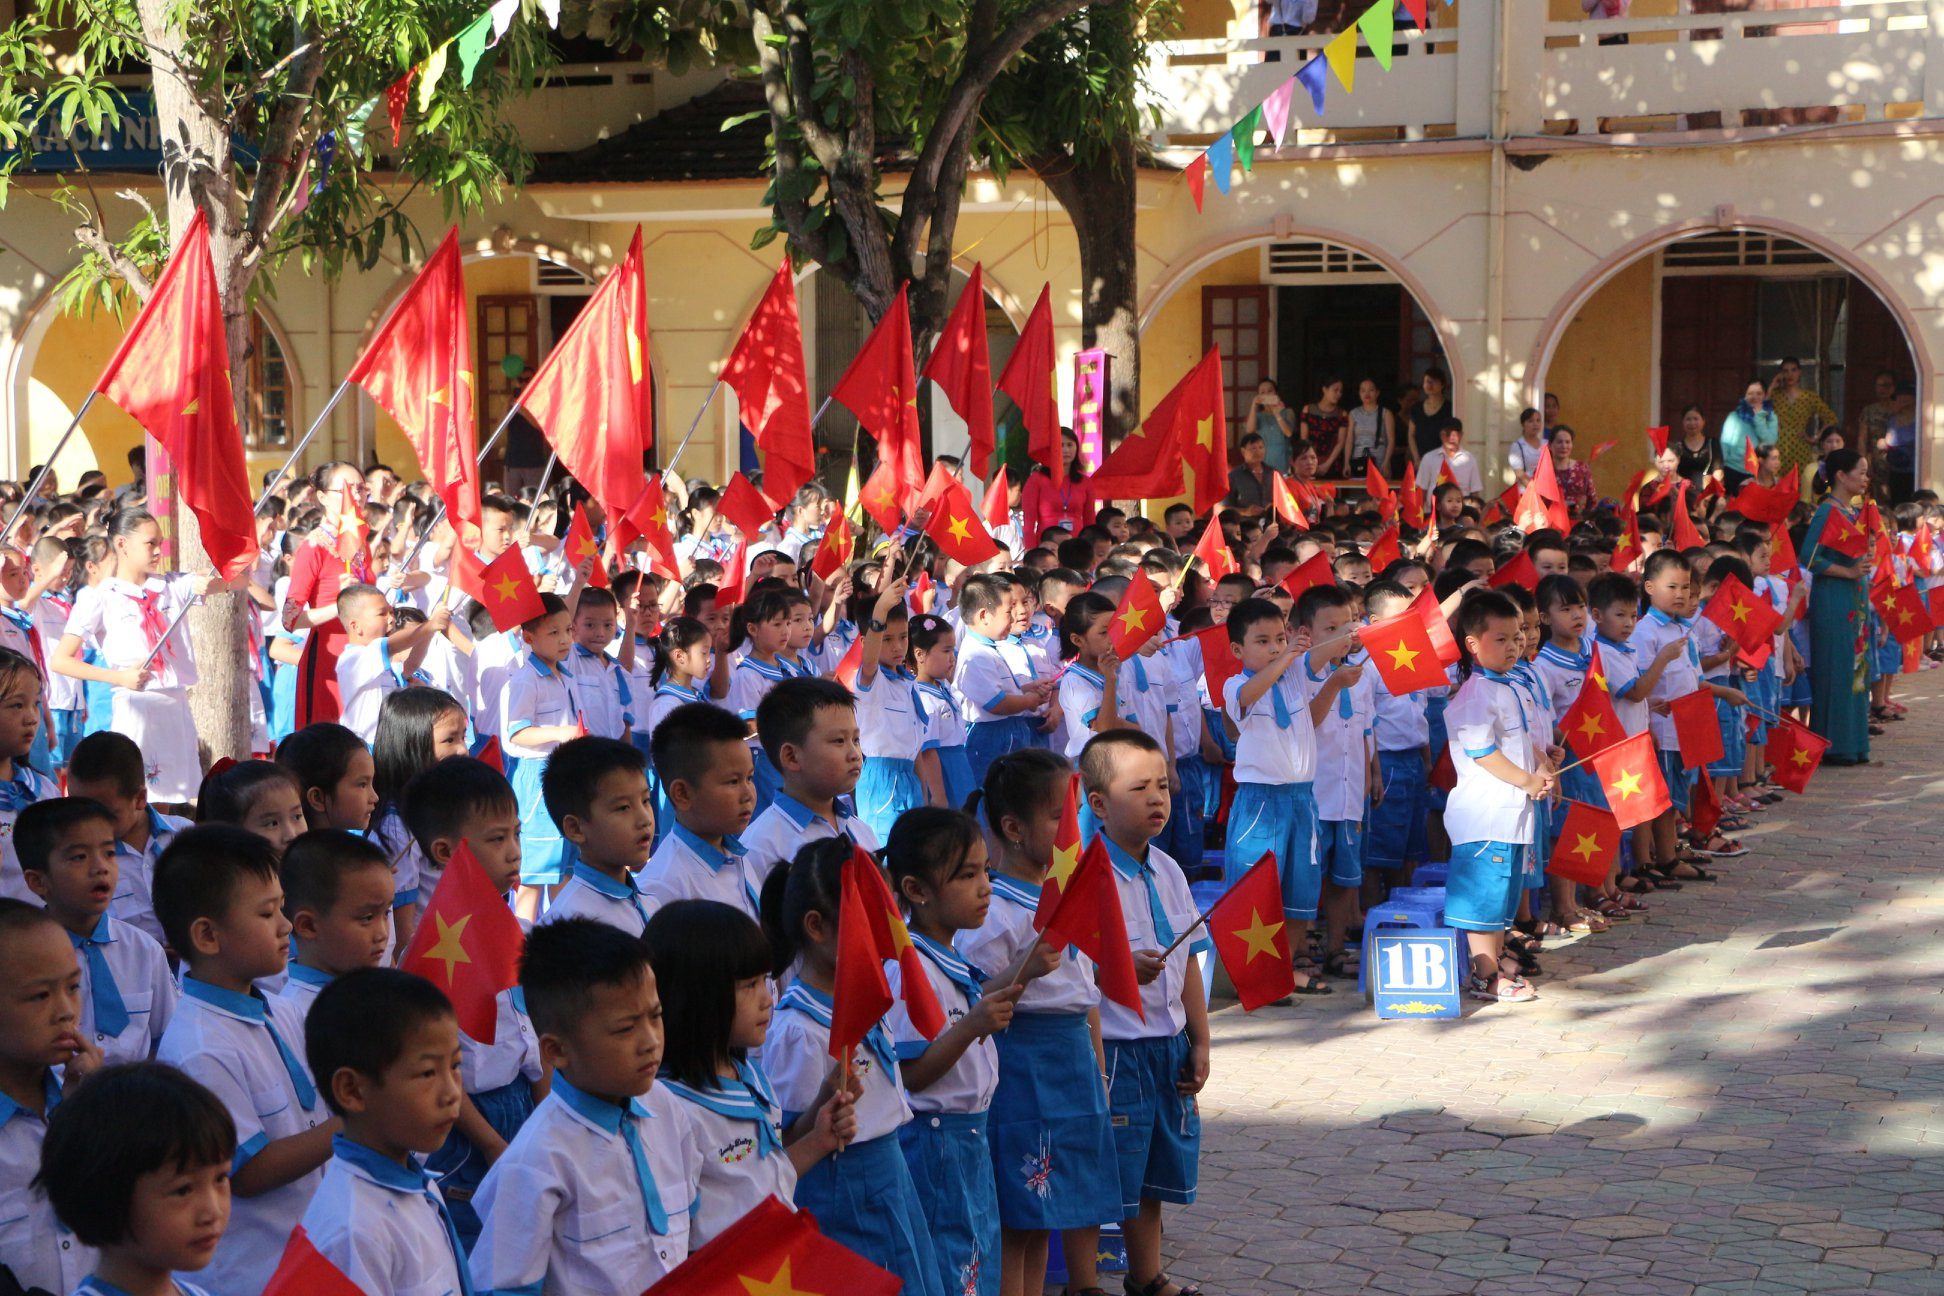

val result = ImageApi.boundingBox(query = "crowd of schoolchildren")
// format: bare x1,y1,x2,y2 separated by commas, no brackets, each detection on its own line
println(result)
0,428,1925,1296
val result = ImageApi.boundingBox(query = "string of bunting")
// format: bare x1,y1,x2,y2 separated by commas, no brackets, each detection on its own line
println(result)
1184,0,1452,212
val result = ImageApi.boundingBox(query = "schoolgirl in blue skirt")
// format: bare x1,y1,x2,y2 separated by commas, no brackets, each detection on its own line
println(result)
911,614,979,810
728,589,798,817
851,583,934,843
958,749,1120,1296
761,838,947,1296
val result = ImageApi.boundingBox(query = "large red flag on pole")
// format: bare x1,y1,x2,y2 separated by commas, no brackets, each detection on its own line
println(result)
997,284,1061,485
722,260,816,506
344,227,483,547
832,282,925,504
93,209,255,579
921,263,996,480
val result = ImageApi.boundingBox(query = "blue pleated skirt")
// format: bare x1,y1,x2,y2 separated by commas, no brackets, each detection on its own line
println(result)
987,1011,1121,1231
794,1131,947,1296
901,1111,1000,1296
965,715,1036,787
935,743,978,814
858,755,924,844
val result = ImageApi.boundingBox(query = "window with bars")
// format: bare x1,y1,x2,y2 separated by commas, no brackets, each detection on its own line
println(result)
1203,285,1272,436
245,314,291,450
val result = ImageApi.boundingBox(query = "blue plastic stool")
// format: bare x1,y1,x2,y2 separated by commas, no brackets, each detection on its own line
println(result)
1385,886,1448,907
1188,880,1226,1006
1358,897,1446,993
1410,862,1449,888
1044,1223,1128,1284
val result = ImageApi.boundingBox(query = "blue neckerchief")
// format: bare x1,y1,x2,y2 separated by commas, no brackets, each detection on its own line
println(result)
987,871,1041,911
1593,633,1635,658
1645,607,1701,666
916,679,959,713
672,824,757,913
572,865,652,929
0,763,39,813
1103,835,1177,949
1538,640,1590,672
573,643,612,667
330,1135,476,1296
963,630,1023,686
1305,654,1354,720
0,1067,60,1127
659,1058,785,1159
1129,655,1149,692
655,681,704,703
529,654,564,680
286,963,335,989
778,979,896,1074
548,1074,670,1234
910,930,985,1004
1239,667,1292,729
71,915,130,1037
1471,667,1530,734
180,978,317,1111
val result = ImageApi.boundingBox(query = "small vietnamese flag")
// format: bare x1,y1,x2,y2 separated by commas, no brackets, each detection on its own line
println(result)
713,538,748,610
1731,470,1797,526
1411,587,1460,666
1560,669,1623,760
1647,425,1670,457
716,472,775,540
1816,504,1871,559
1191,515,1239,582
474,735,504,773
1588,731,1671,830
1611,516,1644,573
981,471,1011,533
563,502,608,589
1928,587,1944,633
1280,550,1334,601
1271,471,1307,529
399,840,524,1042
457,546,545,632
1489,551,1540,592
915,458,958,514
922,477,1003,566
1400,470,1426,529
1703,572,1784,655
1365,460,1396,520
1668,688,1726,770
1181,622,1243,711
859,460,905,535
1205,850,1296,1011
829,850,894,1062
848,845,947,1039
910,570,936,615
619,481,682,580
1588,438,1619,463
1874,581,1931,645
1767,717,1829,793
809,512,854,583
1688,764,1724,842
1036,773,1086,926
642,1195,902,1296
1360,603,1450,694
1670,483,1708,551
832,634,864,690
262,1226,363,1296
1546,800,1621,887
1364,525,1401,573
1110,574,1165,659
1037,836,1142,1018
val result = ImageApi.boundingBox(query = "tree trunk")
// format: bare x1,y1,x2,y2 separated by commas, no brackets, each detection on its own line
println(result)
1035,133,1142,442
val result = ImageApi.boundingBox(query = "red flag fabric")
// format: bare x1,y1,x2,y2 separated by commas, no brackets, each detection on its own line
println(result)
1175,349,1230,516
832,634,863,690
858,461,905,535
915,459,958,514
1088,348,1224,511
1671,484,1708,550
1036,837,1142,1018
1546,801,1621,887
923,478,1003,566
1668,688,1725,770
715,472,775,541
910,570,936,615
1400,470,1426,529
849,846,947,1039
1035,773,1086,927
1360,604,1450,694
1731,470,1798,526
1412,587,1461,666
1928,587,1944,633
1815,506,1869,560
517,229,652,521
1110,575,1166,659
1688,765,1723,842
1185,154,1208,211
562,503,608,589
1490,552,1540,592
921,264,996,479
829,851,894,1062
454,546,544,632
723,260,816,505
1280,550,1333,601
1588,438,1620,463
620,485,682,581
1703,572,1784,654
474,735,504,774
997,285,1062,485
1560,670,1623,760
1513,480,1569,536
809,512,854,583
1529,446,1564,507
713,539,748,610
1588,731,1671,830
1646,425,1670,457
93,210,255,579
1437,458,1460,489
833,282,924,502
641,1195,902,1296
1429,746,1456,791
263,1225,363,1296
1364,525,1401,573
1767,717,1829,793
1874,581,1931,644
385,71,412,146
1191,516,1239,582
399,840,524,1042
1611,515,1645,574
981,471,1011,532
1364,460,1393,508
1270,471,1307,529
1205,851,1297,1011
1182,622,1242,711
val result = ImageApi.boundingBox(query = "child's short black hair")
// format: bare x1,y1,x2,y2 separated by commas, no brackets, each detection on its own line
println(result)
1295,583,1354,629
281,829,392,918
1457,588,1522,644
13,797,115,883
1226,596,1287,645
277,723,367,814
757,837,846,980
575,586,620,617
197,758,303,827
754,677,854,769
1524,529,1570,560
335,582,385,620
0,895,62,945
65,731,146,799
520,916,654,1039
1586,572,1639,614
650,702,748,792
1363,578,1413,619
34,1062,236,1246
1705,555,1754,591
541,736,648,830
1164,502,1194,523
1642,549,1690,583
645,900,773,1090
521,591,570,633
305,968,456,1117
152,825,282,958
1535,573,1586,616
1078,729,1166,795
958,573,1010,621
402,756,521,858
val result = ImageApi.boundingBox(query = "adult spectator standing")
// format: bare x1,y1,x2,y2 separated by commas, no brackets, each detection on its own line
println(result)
1770,357,1838,497
1548,426,1597,517
1407,367,1458,468
1414,419,1482,496
1299,378,1350,477
1507,407,1548,487
284,459,374,728
1020,428,1095,543
1878,381,1919,502
1719,380,1778,493
1803,449,1873,765
1245,379,1296,472
1673,403,1723,489
1225,432,1273,517
1345,379,1395,479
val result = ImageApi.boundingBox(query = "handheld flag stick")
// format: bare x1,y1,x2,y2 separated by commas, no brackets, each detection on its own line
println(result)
660,377,723,480
0,392,97,545
531,450,561,504
474,402,524,467
253,378,353,514
1003,936,1045,990
1158,910,1210,960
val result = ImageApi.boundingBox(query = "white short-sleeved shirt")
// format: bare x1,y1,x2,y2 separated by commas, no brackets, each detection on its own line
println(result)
741,793,879,881
1224,666,1319,786
64,575,201,690
336,636,403,745
1098,839,1209,1040
1442,671,1537,846
958,873,1100,1015
0,765,65,901
659,1061,797,1247
1532,641,1590,729
1694,617,1736,684
470,628,523,739
726,655,789,723
566,644,634,740
1057,664,1131,760
1593,635,1649,736
70,914,175,1063
1629,610,1702,750
1306,656,1375,822
890,932,998,1114
1120,652,1174,754
0,1073,93,1296
156,978,327,1296
303,1137,470,1296
267,962,332,1024
916,680,967,752
471,1076,704,1296
536,865,655,937
767,981,912,1142
370,805,428,907
617,635,657,721
501,656,577,760
642,681,709,762
33,597,81,711
1367,653,1432,751
1414,447,1483,497
1164,641,1203,759
1019,622,1061,681
639,826,762,919
953,633,1026,724
855,666,930,760
109,808,190,948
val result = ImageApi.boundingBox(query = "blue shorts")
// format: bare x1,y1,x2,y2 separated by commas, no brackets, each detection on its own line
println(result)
1707,683,1747,778
1657,748,1692,817
1445,839,1526,931
1746,665,1778,745
1227,780,1319,920
1163,757,1207,869
1103,1031,1201,1216
858,755,924,844
1365,749,1429,871
47,708,80,767
965,715,1037,787
1317,819,1363,888
1527,798,1552,892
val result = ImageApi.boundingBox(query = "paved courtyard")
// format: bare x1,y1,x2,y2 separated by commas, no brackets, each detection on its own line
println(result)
1174,679,1944,1295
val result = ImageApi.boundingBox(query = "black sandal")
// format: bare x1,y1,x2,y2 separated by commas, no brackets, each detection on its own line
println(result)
1126,1276,1204,1296
1292,970,1333,995
1322,951,1360,978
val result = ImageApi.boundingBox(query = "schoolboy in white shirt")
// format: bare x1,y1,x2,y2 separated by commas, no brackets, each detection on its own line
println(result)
1297,586,1378,977
565,586,636,741
334,582,449,745
66,731,190,951
639,701,762,918
740,678,880,878
535,736,660,937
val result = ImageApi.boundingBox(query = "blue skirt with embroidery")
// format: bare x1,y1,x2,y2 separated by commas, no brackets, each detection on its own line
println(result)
901,1111,999,1296
987,1011,1120,1231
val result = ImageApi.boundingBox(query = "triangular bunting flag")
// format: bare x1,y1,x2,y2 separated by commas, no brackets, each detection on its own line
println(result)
1296,55,1329,115
1207,132,1234,194
1262,76,1297,148
1231,106,1262,173
1358,2,1396,70
1324,28,1358,93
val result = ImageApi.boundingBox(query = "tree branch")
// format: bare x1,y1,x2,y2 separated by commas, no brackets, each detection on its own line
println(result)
74,217,152,302
243,26,327,261
750,3,827,265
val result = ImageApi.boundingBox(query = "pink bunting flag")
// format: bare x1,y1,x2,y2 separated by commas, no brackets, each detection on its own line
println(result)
1262,76,1297,149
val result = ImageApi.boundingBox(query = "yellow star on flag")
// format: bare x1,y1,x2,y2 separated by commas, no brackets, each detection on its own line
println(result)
1118,605,1150,635
575,536,598,563
1195,415,1215,450
1609,768,1644,801
491,573,521,605
1791,747,1812,766
420,914,473,987
1048,839,1080,890
739,1257,820,1296
1233,907,1284,964
1385,641,1421,672
946,515,972,544
1895,605,1914,625
1570,832,1603,863
1591,668,1608,692
871,488,897,512
1575,713,1606,743
1730,599,1752,623
181,397,201,417
626,333,643,384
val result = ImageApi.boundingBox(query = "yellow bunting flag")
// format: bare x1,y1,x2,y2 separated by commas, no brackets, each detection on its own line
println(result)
1324,27,1358,93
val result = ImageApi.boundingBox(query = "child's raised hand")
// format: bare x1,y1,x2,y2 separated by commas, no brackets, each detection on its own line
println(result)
1335,661,1365,689
873,579,908,621
967,982,1023,1037
428,606,453,634
1657,640,1687,664
60,1031,103,1090
1132,949,1166,985
1100,648,1120,676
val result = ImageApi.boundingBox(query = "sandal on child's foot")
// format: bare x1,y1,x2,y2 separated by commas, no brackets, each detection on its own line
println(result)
1125,1274,1204,1296
1322,951,1360,979
1468,972,1538,1003
1292,971,1334,995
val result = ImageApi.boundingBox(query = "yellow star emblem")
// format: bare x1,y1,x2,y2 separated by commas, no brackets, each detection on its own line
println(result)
181,397,201,417
1385,641,1421,672
1570,832,1603,863
946,515,972,544
870,488,897,513
1233,907,1284,964
1575,712,1606,743
887,913,914,956
1609,768,1644,800
739,1257,820,1296
1049,839,1080,890
1592,669,1608,692
1117,605,1150,635
575,536,598,563
1195,416,1215,451
491,573,521,604
1730,600,1752,623
1895,605,1914,625
419,914,472,987
1790,747,1812,766
627,332,643,384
